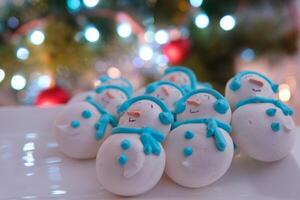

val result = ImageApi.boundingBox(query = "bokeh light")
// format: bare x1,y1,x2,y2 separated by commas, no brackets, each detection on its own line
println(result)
67,0,81,11
107,67,121,78
0,69,5,83
220,15,236,31
117,22,132,38
189,0,203,7
11,74,27,90
16,47,30,60
195,13,209,29
155,29,169,44
30,30,45,45
139,45,154,61
279,83,291,102
84,26,100,42
83,0,99,8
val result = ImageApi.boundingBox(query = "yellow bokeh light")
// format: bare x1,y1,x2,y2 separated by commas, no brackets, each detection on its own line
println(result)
279,83,291,102
107,67,121,79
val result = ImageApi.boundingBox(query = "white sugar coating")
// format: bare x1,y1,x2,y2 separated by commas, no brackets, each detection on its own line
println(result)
232,103,296,162
96,134,165,196
164,123,234,188
68,90,95,104
176,92,232,123
118,99,171,136
54,102,112,159
94,88,128,117
225,74,276,109
161,71,191,87
149,85,183,111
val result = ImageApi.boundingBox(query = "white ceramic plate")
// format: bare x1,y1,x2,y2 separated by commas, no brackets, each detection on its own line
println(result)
0,106,300,200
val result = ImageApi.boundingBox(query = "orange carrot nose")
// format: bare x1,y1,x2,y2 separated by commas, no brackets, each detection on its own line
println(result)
170,75,177,82
248,78,264,87
161,86,170,96
127,110,141,117
106,91,115,99
187,99,201,106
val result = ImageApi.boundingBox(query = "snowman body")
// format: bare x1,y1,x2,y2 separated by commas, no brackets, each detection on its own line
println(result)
164,119,234,188
175,89,231,123
96,96,173,196
68,90,95,104
232,99,295,162
225,71,278,109
54,101,114,159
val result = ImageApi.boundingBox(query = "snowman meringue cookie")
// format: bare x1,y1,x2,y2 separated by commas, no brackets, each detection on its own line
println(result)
165,118,234,188
225,70,278,109
232,97,295,162
174,88,231,123
94,85,131,117
196,82,213,89
68,90,96,104
54,98,118,159
96,95,174,196
144,81,185,112
161,67,197,92
98,75,133,94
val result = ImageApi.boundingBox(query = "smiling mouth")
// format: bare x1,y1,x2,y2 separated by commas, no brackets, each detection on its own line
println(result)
252,88,261,92
189,109,199,114
129,117,136,122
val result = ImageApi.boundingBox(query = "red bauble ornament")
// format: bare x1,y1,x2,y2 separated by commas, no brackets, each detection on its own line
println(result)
162,38,191,65
35,86,70,106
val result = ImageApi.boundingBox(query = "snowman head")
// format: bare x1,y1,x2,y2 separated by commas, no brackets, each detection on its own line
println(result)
145,81,185,111
98,75,133,94
174,88,231,123
118,95,174,134
235,97,294,134
94,85,131,117
55,102,101,139
161,67,197,92
226,71,278,107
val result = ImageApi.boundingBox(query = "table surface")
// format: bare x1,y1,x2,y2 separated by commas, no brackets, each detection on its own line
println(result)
0,106,300,200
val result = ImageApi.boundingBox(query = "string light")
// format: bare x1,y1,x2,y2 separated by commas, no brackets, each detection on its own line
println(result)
155,29,169,45
16,47,30,60
279,83,291,102
117,22,132,38
82,0,99,8
107,67,121,78
189,0,203,8
11,74,26,90
30,30,45,45
139,45,153,61
7,16,19,28
84,26,100,42
195,13,209,29
220,15,236,31
0,69,5,82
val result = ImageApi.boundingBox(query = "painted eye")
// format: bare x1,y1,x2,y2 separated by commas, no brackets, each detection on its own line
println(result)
82,110,92,119
203,94,210,100
150,104,154,108
70,120,80,128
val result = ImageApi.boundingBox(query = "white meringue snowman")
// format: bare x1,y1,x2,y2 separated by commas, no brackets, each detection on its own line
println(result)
174,88,231,123
94,85,131,117
98,75,133,94
144,81,185,112
68,90,96,104
232,97,296,162
161,67,197,92
196,81,213,89
96,95,174,196
54,99,118,159
164,118,234,188
225,70,278,109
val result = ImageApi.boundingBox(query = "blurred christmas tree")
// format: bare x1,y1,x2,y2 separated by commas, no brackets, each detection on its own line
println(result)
0,0,298,104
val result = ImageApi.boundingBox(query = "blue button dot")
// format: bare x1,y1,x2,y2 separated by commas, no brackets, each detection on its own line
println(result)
118,154,127,166
183,147,193,157
184,131,194,140
271,122,280,132
70,120,80,128
266,108,276,117
82,110,92,119
120,139,131,150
